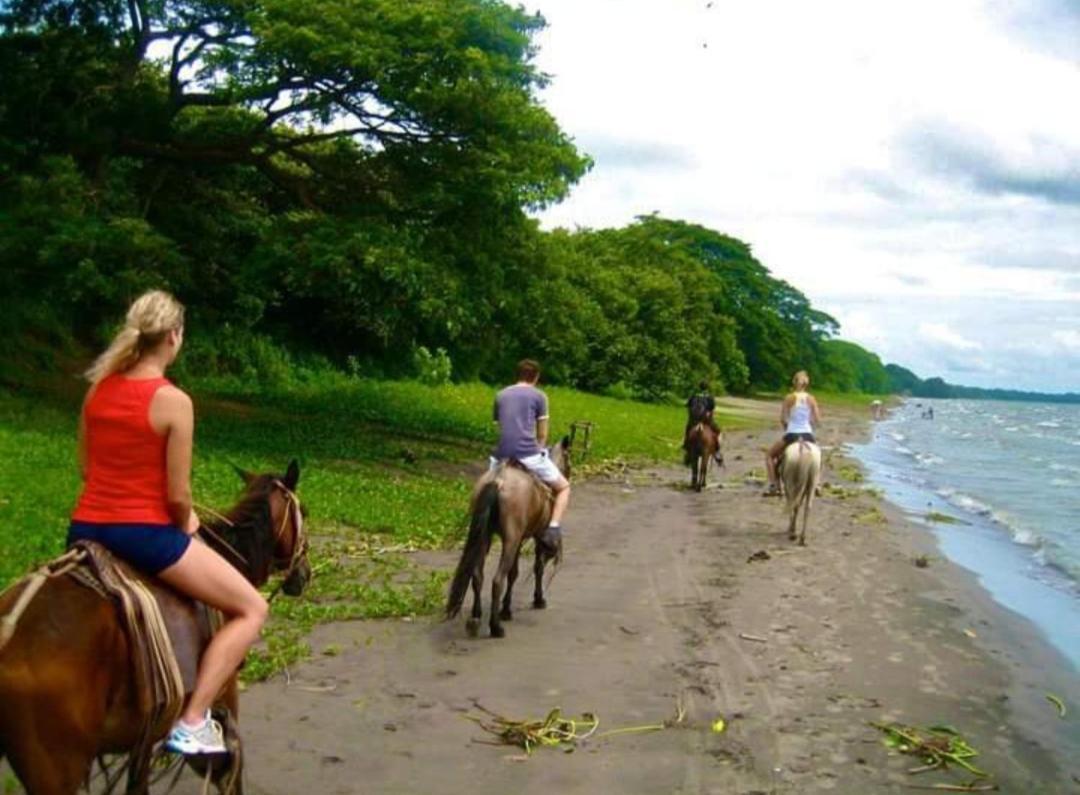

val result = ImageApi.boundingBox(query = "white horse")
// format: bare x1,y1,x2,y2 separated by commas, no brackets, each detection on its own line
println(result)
780,440,822,545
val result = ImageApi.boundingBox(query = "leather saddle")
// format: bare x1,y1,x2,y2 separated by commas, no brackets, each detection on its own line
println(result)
67,541,215,699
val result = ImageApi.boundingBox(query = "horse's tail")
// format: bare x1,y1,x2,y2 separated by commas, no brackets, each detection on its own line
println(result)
446,480,500,619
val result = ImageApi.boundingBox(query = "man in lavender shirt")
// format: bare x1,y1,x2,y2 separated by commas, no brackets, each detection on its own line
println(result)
490,359,570,550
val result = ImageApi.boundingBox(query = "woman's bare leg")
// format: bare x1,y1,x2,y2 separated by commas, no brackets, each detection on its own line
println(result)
158,539,268,724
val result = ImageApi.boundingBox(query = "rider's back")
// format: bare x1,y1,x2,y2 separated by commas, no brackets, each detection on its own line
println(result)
493,384,547,460
73,373,172,525
785,392,813,435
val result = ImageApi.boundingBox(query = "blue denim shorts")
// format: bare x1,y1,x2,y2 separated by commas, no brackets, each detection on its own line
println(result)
67,521,191,575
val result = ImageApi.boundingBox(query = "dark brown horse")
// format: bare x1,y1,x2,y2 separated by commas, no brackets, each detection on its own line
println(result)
0,461,310,795
446,438,570,639
685,422,721,492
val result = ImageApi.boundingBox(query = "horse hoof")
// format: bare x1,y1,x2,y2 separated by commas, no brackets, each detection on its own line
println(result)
533,598,547,610
798,538,806,547
465,618,480,637
490,624,506,639
499,608,513,621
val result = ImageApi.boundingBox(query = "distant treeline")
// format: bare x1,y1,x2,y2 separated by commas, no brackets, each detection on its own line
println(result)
1,0,890,399
885,365,1080,404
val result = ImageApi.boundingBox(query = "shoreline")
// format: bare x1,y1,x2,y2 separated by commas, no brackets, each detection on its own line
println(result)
814,402,1080,787
851,398,1080,673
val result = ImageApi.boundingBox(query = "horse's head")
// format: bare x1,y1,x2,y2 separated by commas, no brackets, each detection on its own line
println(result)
220,460,311,596
550,435,572,480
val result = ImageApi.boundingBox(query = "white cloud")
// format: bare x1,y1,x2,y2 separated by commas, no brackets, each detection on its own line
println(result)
918,323,983,352
1052,330,1080,350
527,0,1080,390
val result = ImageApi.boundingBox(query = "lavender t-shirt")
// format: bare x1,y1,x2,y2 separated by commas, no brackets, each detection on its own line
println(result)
492,385,549,460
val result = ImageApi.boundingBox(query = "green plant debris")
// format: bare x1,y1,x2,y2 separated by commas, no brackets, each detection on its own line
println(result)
467,699,688,754
836,464,865,483
1045,692,1067,718
872,721,989,779
925,512,969,526
855,506,888,525
467,706,599,754
822,483,862,500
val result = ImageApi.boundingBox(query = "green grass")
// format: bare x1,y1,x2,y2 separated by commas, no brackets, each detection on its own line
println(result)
0,375,749,680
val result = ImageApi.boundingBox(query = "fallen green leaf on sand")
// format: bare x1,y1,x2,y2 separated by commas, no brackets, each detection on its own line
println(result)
1045,692,1067,718
711,717,726,734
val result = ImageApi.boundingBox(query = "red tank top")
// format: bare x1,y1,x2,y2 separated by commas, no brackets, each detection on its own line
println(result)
72,374,174,525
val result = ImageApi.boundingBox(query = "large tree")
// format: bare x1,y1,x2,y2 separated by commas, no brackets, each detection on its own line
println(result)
0,0,589,353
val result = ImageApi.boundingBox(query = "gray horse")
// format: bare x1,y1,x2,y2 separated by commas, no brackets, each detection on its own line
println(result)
446,438,570,638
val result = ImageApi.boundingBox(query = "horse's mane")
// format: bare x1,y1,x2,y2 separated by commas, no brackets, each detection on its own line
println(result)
203,474,279,585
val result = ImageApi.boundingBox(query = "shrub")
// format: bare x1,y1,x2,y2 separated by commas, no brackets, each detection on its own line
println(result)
412,346,452,386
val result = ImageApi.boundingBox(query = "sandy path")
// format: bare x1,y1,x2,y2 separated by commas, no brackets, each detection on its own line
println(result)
220,420,1079,794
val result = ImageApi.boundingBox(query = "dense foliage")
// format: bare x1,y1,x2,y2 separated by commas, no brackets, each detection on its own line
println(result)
0,0,888,397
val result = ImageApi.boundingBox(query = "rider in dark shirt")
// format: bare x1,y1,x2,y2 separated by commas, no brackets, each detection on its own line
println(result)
684,381,723,462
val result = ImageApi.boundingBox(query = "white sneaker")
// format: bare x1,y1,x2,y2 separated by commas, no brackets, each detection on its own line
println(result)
164,713,226,754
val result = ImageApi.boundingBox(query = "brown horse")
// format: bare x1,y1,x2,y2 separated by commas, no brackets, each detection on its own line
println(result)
446,438,571,639
685,422,721,492
0,461,310,795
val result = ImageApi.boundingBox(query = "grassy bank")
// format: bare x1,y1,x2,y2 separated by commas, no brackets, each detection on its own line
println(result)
0,376,759,679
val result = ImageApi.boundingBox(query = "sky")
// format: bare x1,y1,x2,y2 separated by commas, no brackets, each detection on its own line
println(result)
525,0,1080,393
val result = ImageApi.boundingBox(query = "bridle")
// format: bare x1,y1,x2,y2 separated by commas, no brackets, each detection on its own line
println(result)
267,479,308,601
195,478,308,598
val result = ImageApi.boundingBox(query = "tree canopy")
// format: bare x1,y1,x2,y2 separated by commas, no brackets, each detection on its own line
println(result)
1,0,896,400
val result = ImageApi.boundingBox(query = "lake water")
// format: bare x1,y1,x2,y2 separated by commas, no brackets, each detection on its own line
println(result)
851,398,1080,671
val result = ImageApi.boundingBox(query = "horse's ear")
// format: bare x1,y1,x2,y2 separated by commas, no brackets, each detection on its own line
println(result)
233,464,256,485
561,434,571,450
283,459,300,490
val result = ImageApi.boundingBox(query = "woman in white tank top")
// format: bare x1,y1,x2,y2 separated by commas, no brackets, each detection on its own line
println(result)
765,370,822,495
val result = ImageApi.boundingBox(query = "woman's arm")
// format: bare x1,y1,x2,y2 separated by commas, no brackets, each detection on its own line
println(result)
810,396,823,427
152,387,198,534
77,412,89,482
779,394,793,429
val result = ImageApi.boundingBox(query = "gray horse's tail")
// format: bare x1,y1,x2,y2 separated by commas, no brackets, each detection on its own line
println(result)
446,480,500,619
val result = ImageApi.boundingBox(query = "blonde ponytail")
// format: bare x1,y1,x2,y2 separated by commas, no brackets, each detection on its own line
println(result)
85,290,185,384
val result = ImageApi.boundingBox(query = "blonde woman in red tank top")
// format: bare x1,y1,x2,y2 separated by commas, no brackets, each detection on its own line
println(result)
71,291,267,755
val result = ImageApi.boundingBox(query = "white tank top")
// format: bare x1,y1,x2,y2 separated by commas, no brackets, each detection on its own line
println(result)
786,393,813,434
